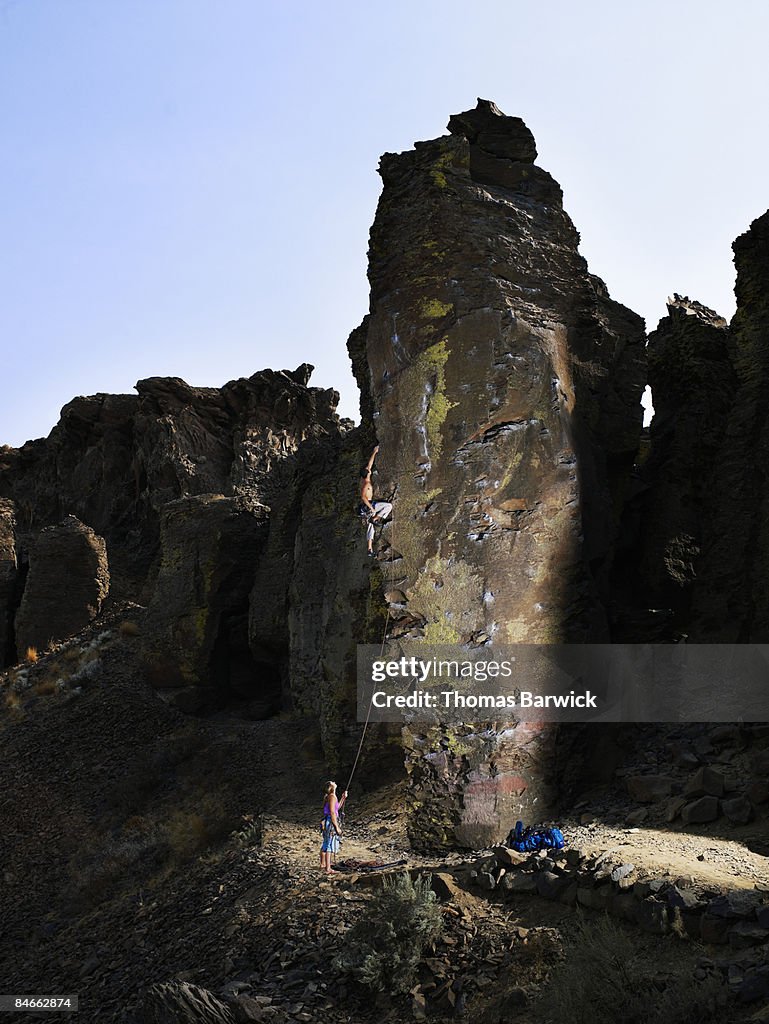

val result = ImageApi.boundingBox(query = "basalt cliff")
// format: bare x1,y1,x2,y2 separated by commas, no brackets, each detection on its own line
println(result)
2,101,769,852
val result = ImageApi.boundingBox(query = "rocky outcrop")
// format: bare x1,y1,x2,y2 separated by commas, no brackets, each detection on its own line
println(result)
348,99,646,846
0,367,341,590
0,366,345,671
629,295,735,622
464,841,769,954
249,435,365,707
687,211,769,640
14,516,109,655
633,212,769,642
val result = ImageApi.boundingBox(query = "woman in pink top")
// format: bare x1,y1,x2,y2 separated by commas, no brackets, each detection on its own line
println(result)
320,780,347,874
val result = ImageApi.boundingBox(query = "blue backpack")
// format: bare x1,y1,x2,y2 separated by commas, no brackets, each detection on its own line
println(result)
508,820,565,853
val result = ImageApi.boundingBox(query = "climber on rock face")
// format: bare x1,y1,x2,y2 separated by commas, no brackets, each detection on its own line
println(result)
359,445,392,556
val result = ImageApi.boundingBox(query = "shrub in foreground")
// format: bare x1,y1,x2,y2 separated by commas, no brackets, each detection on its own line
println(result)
336,872,442,994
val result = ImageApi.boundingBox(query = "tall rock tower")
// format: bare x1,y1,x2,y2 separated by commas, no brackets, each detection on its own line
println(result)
348,101,646,846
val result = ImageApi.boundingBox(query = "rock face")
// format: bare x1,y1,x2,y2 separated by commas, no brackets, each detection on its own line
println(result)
249,423,403,772
403,723,558,849
688,211,769,640
283,438,383,751
14,516,109,655
616,295,735,631
351,99,645,644
142,495,270,713
0,500,18,664
628,212,769,642
1,367,339,582
0,367,346,679
348,99,646,847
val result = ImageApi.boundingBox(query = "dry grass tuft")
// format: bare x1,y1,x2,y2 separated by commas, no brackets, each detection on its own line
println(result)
4,690,21,711
34,678,59,696
25,646,38,663
164,810,210,861
670,907,689,941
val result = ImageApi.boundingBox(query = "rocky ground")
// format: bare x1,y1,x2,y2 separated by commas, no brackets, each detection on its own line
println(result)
2,622,769,1023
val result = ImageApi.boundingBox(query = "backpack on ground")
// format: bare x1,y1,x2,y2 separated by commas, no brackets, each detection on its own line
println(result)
507,819,566,853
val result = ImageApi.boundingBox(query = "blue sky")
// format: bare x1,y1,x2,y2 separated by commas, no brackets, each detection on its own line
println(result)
2,0,768,446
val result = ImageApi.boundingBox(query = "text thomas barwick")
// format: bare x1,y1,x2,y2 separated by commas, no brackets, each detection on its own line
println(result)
371,689,598,709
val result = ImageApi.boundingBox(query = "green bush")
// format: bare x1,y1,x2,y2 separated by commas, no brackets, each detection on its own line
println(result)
336,872,443,994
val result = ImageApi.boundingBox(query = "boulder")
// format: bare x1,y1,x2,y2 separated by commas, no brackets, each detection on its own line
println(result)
500,872,537,894
625,807,649,825
576,885,612,912
535,871,572,900
729,922,769,950
666,886,705,912
707,892,762,919
626,774,673,803
142,981,237,1024
665,795,687,822
722,794,754,826
736,966,769,1004
610,863,635,883
494,846,528,868
681,796,720,825
14,516,108,654
684,766,726,799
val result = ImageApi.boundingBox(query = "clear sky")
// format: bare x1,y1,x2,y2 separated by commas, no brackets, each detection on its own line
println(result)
2,0,767,447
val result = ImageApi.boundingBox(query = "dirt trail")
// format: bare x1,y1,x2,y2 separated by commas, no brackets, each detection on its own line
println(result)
562,821,769,892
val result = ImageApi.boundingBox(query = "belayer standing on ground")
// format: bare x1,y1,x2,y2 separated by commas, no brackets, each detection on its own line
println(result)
320,780,347,874
359,445,393,556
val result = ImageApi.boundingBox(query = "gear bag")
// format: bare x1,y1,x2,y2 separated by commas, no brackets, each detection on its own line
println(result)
507,819,565,853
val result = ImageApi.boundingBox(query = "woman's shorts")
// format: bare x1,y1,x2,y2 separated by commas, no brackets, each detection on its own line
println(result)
321,816,340,854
